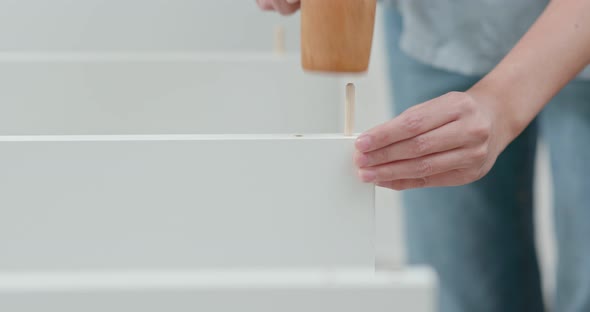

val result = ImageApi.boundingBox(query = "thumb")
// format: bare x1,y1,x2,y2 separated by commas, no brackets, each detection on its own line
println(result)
257,0,274,10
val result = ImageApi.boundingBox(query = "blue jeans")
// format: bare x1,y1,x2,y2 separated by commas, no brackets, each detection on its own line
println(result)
383,6,590,312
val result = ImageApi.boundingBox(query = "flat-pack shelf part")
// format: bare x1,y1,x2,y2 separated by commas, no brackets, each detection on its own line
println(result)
0,54,339,135
0,0,300,52
0,134,374,270
0,268,436,312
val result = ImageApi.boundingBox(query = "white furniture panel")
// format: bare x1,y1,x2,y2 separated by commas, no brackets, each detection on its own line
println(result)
0,269,436,312
0,0,300,52
0,134,374,270
0,54,339,135
375,187,405,268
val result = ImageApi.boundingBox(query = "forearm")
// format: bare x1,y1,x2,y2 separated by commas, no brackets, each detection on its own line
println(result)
469,0,590,146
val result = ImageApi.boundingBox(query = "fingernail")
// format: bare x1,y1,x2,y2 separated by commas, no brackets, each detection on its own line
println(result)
355,153,369,167
355,135,372,152
358,169,376,183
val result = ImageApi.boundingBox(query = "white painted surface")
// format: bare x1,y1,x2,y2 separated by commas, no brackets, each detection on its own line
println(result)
0,268,436,312
0,53,340,135
0,0,300,52
0,0,409,274
0,135,374,270
0,51,394,136
0,1,392,137
375,187,405,268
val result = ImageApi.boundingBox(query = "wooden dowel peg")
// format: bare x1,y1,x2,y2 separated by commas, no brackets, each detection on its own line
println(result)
274,25,286,55
345,83,356,136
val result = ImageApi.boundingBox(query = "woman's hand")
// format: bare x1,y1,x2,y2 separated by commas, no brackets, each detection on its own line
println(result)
256,0,300,15
354,91,513,190
352,0,590,191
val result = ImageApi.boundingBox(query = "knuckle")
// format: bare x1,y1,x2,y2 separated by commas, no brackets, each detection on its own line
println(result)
399,113,424,135
469,124,491,142
376,166,396,181
446,91,466,103
463,102,477,115
470,146,489,164
372,126,393,148
411,135,431,155
367,148,388,166
404,104,423,115
416,159,434,177
467,118,492,141
451,93,476,114
376,148,391,163
386,166,397,180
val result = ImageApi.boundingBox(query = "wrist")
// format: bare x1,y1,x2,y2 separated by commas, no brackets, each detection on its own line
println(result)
466,78,526,152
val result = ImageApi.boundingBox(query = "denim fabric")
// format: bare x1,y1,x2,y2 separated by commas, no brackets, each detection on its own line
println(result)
383,5,590,312
540,81,590,312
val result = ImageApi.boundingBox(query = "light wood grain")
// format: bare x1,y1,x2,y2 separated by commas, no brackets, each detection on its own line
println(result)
345,83,356,136
274,25,286,55
301,0,377,73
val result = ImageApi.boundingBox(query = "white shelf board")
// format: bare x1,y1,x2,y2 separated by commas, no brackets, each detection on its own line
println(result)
0,135,374,270
0,0,300,52
0,54,340,135
0,268,436,312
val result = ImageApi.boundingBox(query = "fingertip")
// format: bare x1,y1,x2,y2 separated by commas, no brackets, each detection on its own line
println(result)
274,0,300,15
278,6,300,15
355,135,372,152
358,169,376,183
257,0,274,10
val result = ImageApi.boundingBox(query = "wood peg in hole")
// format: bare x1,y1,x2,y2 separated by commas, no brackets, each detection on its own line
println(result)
345,83,356,136
274,25,286,55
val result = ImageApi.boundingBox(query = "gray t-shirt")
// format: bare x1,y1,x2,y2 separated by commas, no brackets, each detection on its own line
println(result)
388,0,590,79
